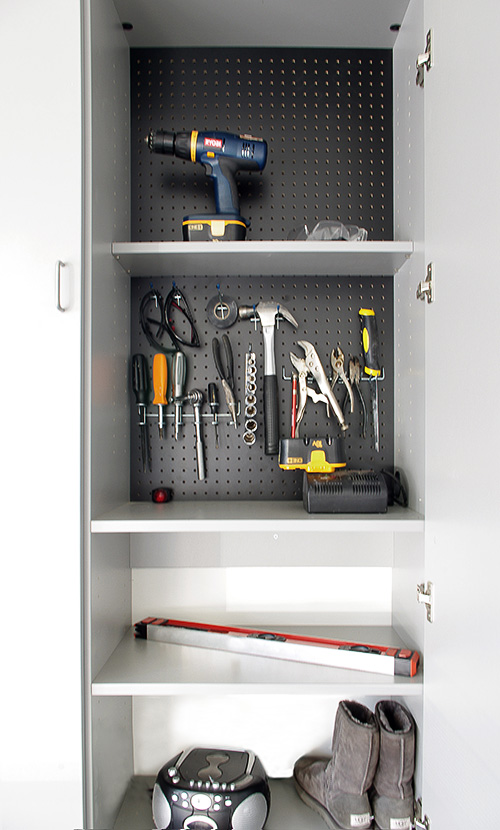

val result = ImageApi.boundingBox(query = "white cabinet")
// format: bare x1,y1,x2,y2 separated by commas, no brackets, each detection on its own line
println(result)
81,0,500,828
83,2,425,828
420,0,500,825
0,1,83,829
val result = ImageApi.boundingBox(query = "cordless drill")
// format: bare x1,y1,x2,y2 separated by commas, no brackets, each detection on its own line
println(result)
147,129,267,241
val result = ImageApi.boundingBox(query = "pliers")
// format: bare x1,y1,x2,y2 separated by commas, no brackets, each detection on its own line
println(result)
212,334,238,428
289,352,328,437
289,340,348,435
330,347,354,414
343,357,367,439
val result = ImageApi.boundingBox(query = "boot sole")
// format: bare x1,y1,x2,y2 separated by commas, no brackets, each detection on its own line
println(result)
293,772,349,830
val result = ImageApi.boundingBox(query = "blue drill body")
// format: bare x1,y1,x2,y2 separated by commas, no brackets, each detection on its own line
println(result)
148,129,267,236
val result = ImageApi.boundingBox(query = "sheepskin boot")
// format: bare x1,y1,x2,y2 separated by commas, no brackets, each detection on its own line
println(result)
293,700,379,830
371,700,415,830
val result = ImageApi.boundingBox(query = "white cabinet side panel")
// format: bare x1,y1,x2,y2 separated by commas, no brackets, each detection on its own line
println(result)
0,1,83,828
91,697,133,830
392,0,426,802
91,534,132,678
423,0,500,824
393,0,425,514
88,0,131,519
83,0,132,826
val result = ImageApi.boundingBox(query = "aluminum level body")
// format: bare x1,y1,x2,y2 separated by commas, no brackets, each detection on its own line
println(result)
135,618,419,677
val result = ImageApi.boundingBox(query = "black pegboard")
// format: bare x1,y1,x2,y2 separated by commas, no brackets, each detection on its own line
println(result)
130,47,393,242
128,46,394,501
130,274,393,501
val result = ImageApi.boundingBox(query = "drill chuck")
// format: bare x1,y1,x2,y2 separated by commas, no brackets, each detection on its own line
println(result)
147,129,192,160
148,129,174,154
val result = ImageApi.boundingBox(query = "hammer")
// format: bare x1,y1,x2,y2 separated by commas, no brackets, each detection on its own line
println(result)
239,301,298,454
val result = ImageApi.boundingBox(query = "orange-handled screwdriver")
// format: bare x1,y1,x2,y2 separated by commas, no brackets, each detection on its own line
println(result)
153,353,168,439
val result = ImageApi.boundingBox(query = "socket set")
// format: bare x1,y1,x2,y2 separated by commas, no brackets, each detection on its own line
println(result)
243,350,258,446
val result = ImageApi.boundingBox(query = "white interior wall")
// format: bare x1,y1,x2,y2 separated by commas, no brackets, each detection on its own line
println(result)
132,566,393,626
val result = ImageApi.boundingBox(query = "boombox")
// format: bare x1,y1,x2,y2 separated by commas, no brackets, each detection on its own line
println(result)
152,747,271,830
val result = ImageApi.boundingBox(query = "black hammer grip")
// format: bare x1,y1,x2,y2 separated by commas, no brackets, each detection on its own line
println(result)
264,374,280,455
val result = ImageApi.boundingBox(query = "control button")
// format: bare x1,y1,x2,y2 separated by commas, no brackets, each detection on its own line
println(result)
168,767,178,777
213,804,220,812
173,776,180,784
181,792,188,799
214,795,222,803
182,800,189,809
171,794,179,802
191,793,212,811
224,799,232,807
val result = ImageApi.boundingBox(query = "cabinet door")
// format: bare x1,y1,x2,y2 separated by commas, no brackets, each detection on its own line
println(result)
0,1,83,828
422,0,500,824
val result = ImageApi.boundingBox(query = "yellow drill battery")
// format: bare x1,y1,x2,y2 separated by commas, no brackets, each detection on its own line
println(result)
182,214,248,240
278,437,346,473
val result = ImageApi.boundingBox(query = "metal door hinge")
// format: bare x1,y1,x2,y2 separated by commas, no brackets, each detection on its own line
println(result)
417,581,434,623
417,262,434,303
414,797,431,829
416,29,433,86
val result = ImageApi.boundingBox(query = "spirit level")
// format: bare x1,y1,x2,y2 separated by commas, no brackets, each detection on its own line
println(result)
135,617,419,677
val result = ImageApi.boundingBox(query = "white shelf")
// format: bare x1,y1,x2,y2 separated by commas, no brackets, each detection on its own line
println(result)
111,240,413,278
91,500,423,534
114,775,333,830
92,626,422,697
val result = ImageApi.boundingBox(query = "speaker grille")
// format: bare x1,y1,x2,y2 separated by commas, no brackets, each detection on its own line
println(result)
152,783,172,829
231,792,269,830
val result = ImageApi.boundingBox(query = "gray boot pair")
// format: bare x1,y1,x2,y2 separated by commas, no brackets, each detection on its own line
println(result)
293,699,415,830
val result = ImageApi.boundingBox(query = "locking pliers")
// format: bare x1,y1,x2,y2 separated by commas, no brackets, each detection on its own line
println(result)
289,340,348,435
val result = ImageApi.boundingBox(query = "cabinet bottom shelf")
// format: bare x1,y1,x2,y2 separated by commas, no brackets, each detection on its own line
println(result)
114,775,330,830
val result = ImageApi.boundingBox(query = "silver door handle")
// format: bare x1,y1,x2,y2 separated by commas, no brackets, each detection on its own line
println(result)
56,260,68,312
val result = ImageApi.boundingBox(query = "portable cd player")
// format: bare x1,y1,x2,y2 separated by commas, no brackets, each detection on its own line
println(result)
152,747,270,830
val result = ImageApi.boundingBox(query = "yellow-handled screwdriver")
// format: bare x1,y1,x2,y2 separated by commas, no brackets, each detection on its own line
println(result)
359,308,382,452
153,353,168,439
